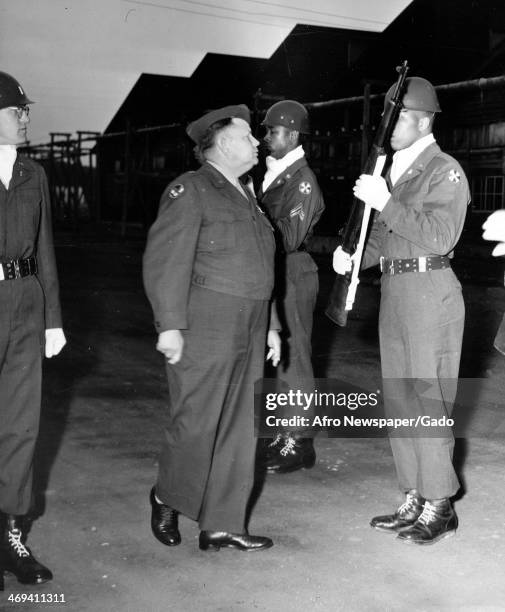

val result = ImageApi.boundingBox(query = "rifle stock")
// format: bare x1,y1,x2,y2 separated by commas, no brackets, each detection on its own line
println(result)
326,273,351,326
325,61,409,326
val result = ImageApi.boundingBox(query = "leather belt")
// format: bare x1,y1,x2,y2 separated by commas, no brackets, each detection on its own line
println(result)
379,255,450,276
0,256,38,281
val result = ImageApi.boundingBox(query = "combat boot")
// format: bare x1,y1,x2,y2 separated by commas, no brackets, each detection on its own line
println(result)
370,490,425,533
397,498,457,545
0,515,52,585
261,433,284,462
265,434,316,473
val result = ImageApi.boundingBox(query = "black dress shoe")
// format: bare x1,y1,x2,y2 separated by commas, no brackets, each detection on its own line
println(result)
397,499,457,545
199,531,273,551
370,490,425,533
0,516,52,585
149,487,181,546
265,436,316,474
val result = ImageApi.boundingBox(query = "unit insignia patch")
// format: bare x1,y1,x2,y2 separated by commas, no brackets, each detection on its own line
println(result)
169,184,185,198
448,170,460,183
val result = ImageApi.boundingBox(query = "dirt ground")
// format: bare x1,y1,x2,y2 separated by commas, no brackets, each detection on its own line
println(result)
1,235,505,612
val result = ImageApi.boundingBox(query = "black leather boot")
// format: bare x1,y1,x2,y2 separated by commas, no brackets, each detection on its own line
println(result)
397,498,458,545
370,490,425,533
0,515,52,585
149,487,181,546
265,435,316,474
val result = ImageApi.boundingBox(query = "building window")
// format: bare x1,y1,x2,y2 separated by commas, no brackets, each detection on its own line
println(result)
471,175,505,212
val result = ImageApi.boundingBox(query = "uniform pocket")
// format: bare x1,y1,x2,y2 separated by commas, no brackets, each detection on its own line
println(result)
427,270,464,323
196,222,237,252
17,188,41,234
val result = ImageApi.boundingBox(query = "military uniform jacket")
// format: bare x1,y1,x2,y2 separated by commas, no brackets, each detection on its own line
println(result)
258,157,324,256
362,143,470,268
0,155,62,328
143,162,277,332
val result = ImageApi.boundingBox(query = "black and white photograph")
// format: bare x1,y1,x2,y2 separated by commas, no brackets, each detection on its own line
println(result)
2,0,505,609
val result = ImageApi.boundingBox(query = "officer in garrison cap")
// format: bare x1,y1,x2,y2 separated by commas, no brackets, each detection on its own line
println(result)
258,100,324,474
143,104,281,552
0,71,66,588
334,77,469,545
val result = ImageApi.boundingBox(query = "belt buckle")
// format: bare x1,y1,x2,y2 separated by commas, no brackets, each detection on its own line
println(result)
0,264,4,281
13,260,21,278
418,257,427,272
5,261,14,280
389,260,395,275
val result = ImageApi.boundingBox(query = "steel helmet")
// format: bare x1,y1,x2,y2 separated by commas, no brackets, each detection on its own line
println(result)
385,76,441,113
0,71,33,110
261,100,310,133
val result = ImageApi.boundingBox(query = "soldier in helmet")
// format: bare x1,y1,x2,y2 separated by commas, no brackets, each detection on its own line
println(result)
258,100,325,473
0,71,66,586
143,104,280,552
334,77,469,544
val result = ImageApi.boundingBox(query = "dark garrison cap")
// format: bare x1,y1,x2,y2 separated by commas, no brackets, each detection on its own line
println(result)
186,104,250,144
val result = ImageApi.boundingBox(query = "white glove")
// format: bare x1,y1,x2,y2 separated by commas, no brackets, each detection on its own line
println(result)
157,329,184,364
353,174,391,211
266,330,281,367
482,210,505,256
45,328,66,358
333,246,353,275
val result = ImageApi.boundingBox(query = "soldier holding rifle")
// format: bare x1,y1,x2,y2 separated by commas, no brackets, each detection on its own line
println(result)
333,76,469,545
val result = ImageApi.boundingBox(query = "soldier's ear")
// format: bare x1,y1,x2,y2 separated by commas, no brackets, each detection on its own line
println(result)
418,115,431,132
289,130,299,144
215,132,230,156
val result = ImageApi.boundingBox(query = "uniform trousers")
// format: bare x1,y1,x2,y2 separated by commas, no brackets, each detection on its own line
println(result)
273,252,318,432
0,277,45,515
379,268,464,500
156,285,268,533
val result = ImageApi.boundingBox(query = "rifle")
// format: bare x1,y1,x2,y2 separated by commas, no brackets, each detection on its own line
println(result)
325,61,409,326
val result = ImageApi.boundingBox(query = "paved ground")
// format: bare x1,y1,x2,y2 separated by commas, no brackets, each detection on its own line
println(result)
1,237,505,612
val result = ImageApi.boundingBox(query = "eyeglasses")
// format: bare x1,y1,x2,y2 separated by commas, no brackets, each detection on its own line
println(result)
7,105,30,119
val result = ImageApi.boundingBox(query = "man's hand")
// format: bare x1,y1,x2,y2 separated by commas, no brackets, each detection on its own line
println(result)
157,329,184,364
45,328,66,358
332,246,353,275
266,330,281,367
353,174,390,211
483,210,505,256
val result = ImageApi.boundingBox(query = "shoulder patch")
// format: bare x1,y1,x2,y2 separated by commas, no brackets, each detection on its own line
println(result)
299,181,312,195
448,170,461,183
169,184,185,199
